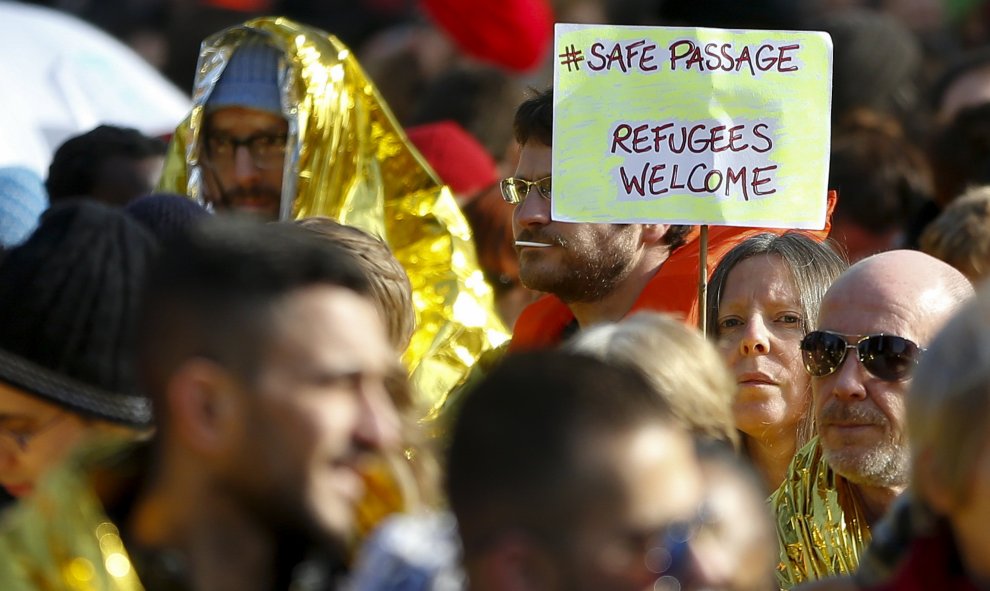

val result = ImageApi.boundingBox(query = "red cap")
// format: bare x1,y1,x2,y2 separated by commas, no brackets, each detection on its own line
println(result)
407,121,499,199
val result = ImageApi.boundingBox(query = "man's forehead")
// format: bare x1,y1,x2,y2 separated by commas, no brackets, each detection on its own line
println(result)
580,424,702,521
206,107,288,133
514,142,552,178
819,281,924,337
258,290,392,382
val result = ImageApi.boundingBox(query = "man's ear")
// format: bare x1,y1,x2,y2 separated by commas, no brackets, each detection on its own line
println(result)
640,224,669,246
468,533,562,591
166,358,247,457
915,448,956,516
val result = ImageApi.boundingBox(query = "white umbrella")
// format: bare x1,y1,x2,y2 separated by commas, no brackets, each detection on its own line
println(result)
0,1,191,176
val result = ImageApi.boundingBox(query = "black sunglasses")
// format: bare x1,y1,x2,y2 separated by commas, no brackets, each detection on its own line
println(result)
800,330,925,382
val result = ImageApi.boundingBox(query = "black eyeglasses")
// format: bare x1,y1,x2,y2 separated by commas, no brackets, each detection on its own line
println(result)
204,132,287,170
0,413,66,453
500,176,551,204
800,330,925,382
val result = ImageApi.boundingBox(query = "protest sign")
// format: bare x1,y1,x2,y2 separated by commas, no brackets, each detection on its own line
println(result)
552,24,832,229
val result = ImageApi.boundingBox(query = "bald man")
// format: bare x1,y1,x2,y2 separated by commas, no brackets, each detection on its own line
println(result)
772,250,973,589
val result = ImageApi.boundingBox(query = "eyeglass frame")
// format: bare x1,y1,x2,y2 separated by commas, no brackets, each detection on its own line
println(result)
500,176,552,205
0,412,67,453
799,330,925,382
201,131,288,171
583,501,714,580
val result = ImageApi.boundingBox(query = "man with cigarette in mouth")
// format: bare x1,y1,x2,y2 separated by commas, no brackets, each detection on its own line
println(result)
503,88,832,349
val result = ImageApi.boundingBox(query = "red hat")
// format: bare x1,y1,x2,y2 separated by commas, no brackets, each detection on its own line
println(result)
407,121,499,199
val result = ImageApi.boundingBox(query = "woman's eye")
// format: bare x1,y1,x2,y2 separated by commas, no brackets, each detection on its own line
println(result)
778,314,802,325
718,317,742,331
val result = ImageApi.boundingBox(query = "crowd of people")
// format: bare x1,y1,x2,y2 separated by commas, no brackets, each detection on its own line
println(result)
3,1,990,590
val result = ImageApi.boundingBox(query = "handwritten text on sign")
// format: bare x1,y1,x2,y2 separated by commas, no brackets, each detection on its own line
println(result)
552,25,832,229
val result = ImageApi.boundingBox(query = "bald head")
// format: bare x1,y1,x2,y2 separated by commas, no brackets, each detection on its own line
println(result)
813,250,973,492
822,250,973,344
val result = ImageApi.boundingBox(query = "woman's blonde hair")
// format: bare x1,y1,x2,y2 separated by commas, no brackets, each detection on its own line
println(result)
568,311,739,448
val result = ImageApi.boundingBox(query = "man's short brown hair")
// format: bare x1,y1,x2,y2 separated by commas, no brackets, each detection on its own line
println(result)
296,218,415,351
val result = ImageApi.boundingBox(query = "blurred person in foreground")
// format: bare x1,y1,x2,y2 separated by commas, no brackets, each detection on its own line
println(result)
296,217,441,537
158,17,507,418
772,251,972,588
0,202,157,502
447,350,777,591
693,443,780,591
0,218,406,590
707,233,847,492
568,311,740,449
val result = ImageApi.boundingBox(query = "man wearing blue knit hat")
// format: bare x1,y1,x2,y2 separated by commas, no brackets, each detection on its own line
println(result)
200,36,288,220
159,19,511,432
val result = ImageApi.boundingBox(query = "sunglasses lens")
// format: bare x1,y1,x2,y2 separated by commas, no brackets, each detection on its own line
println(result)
499,179,523,204
800,331,848,377
859,335,921,381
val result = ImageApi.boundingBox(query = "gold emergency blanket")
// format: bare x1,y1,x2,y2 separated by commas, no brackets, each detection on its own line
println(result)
158,17,509,418
770,437,871,589
0,446,144,591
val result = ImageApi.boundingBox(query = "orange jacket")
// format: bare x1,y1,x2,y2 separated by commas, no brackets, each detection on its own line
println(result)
509,193,836,351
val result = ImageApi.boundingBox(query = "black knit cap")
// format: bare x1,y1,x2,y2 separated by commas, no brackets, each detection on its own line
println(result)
0,200,158,427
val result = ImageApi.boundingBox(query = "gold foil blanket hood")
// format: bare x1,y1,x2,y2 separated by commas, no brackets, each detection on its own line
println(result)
159,17,509,416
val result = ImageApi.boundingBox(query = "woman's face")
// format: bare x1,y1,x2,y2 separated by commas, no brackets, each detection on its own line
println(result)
0,382,91,498
715,255,811,444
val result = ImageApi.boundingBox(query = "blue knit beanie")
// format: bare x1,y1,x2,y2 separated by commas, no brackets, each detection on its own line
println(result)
207,37,283,116
0,167,48,248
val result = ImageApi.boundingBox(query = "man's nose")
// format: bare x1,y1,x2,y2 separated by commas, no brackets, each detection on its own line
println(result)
678,539,734,590
232,145,261,185
0,439,22,473
513,187,551,228
824,349,870,402
354,378,402,451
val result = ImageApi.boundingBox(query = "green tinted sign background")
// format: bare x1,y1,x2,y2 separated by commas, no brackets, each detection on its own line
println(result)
552,24,832,229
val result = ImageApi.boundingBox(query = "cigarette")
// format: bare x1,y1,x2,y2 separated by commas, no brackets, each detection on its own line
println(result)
515,241,552,248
